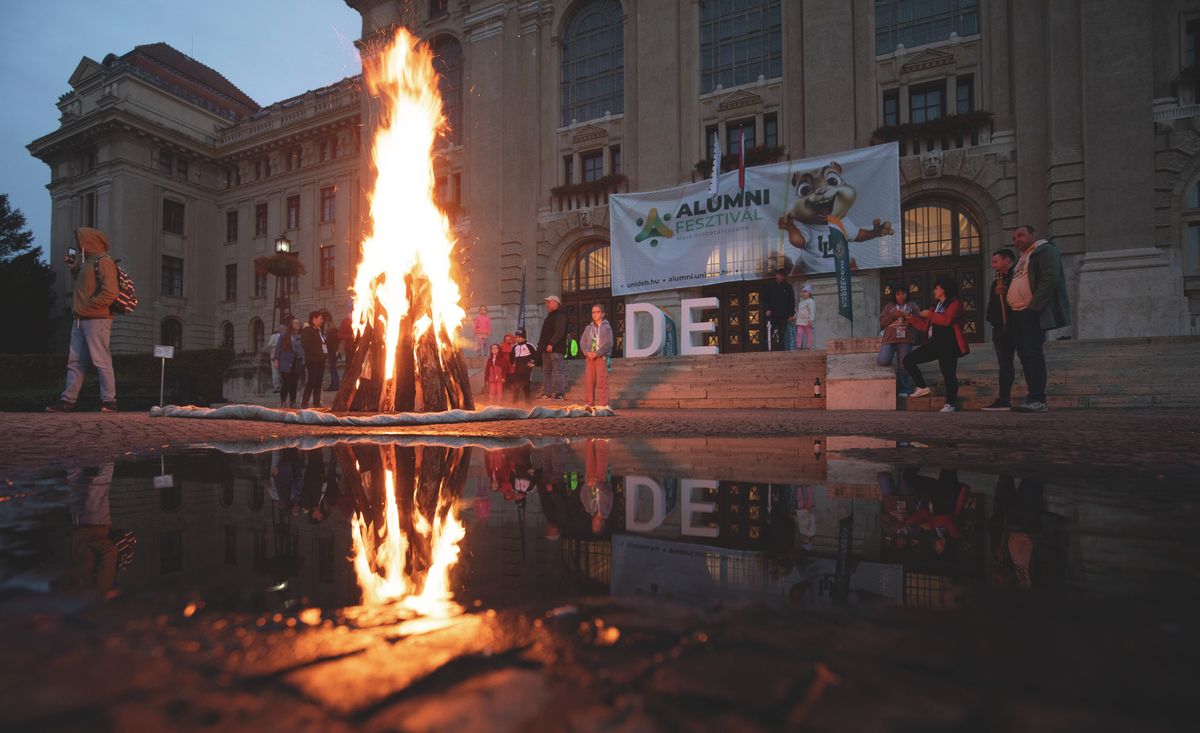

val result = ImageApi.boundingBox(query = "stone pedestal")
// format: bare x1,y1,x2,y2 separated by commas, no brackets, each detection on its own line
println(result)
1075,247,1189,339
222,353,273,404
824,338,895,410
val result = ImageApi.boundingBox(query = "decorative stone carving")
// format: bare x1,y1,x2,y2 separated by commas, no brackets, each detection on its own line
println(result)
579,208,591,226
921,148,944,178
900,48,955,75
717,89,763,112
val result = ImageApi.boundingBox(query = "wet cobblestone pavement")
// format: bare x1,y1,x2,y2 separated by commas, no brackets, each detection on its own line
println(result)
1,416,1198,731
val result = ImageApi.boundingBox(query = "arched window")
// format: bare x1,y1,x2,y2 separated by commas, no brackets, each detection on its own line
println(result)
901,200,981,260
161,318,183,350
561,0,624,126
220,321,235,350
700,0,783,93
250,318,265,353
431,36,463,146
561,241,611,293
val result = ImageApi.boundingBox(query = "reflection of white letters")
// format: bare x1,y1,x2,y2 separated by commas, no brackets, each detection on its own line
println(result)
625,475,665,532
680,479,718,537
680,297,719,356
625,303,665,358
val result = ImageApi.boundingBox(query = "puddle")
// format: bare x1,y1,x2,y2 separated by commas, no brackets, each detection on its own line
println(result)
1,435,1197,615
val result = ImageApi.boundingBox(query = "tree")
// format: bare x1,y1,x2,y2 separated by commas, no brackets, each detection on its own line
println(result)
0,194,56,353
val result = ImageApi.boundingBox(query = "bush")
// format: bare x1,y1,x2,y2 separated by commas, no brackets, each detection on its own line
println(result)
0,348,235,411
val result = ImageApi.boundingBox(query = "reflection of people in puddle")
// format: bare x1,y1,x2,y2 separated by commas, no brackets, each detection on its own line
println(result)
900,467,968,557
270,448,303,515
299,448,339,524
991,475,1052,589
536,443,568,540
794,485,817,551
69,463,117,592
580,439,612,535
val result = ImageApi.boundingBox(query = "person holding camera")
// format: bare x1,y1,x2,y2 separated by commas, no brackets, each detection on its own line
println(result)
48,228,119,412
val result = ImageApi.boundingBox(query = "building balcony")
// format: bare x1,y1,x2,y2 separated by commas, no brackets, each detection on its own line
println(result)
550,174,628,213
872,110,995,158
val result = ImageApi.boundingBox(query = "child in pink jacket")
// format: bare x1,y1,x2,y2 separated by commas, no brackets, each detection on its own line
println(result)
473,306,492,356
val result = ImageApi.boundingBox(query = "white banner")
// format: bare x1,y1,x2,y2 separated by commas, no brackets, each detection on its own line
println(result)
609,143,902,296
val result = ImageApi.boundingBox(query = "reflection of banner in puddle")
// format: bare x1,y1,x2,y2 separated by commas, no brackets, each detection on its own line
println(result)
611,534,783,607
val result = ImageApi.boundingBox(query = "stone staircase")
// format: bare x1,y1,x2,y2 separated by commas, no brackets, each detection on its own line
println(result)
447,335,1200,411
467,350,827,409
901,335,1200,411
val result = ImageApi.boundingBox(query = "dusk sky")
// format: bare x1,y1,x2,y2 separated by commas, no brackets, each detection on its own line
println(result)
0,0,364,253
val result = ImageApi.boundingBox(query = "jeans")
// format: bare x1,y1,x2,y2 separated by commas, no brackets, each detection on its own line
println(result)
476,336,490,356
903,342,959,405
542,351,566,396
994,336,1017,404
876,341,914,393
328,354,340,391
62,318,116,404
1011,309,1047,403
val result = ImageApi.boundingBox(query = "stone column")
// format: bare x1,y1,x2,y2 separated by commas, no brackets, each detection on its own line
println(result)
1074,0,1189,337
802,1,856,154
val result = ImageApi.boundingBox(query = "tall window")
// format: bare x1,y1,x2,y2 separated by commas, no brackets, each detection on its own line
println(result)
561,241,611,293
161,317,183,349
563,155,575,184
610,145,622,175
221,322,235,350
581,150,604,182
320,187,336,222
254,272,268,298
286,195,300,230
158,150,173,174
700,0,782,93
162,199,185,235
161,256,184,296
763,112,778,148
909,83,943,123
883,89,900,126
560,0,624,126
875,0,979,56
226,210,238,242
726,118,756,156
320,245,336,288
255,203,268,236
902,200,981,259
432,36,463,146
225,264,237,302
285,147,302,171
176,158,189,180
84,192,97,227
1181,180,1200,277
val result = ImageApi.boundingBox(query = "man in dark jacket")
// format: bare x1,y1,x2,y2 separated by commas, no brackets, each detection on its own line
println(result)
982,248,1016,411
1006,225,1071,413
299,310,328,409
762,267,795,351
538,294,568,398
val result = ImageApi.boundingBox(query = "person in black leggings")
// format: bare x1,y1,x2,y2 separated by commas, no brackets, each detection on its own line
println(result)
299,310,328,409
903,277,969,413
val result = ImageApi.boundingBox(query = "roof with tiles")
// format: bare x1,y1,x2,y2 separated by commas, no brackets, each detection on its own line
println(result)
118,43,261,120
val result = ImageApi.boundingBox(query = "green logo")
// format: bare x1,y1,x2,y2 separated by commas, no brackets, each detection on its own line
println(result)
634,207,674,247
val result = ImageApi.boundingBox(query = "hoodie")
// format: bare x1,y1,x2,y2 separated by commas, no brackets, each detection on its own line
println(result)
72,227,118,319
579,319,614,357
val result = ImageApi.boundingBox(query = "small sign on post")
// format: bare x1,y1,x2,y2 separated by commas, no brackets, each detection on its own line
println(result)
154,345,175,407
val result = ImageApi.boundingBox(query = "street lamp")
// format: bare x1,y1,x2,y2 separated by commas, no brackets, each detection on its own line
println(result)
275,234,292,254
273,234,297,330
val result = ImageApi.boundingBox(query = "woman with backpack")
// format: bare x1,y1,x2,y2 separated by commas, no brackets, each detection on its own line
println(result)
274,317,303,408
902,276,970,413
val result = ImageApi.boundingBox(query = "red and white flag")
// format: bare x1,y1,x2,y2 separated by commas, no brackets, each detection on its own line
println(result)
737,129,746,191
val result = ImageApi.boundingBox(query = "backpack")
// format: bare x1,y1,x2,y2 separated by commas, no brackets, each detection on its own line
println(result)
94,255,138,315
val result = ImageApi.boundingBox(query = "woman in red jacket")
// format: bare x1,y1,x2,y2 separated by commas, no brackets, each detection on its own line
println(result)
903,277,970,413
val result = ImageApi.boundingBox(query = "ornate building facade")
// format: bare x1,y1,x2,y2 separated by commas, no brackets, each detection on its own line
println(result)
30,0,1200,356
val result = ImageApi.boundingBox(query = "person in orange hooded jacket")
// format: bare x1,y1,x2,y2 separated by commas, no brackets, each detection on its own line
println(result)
902,276,970,413
48,228,119,412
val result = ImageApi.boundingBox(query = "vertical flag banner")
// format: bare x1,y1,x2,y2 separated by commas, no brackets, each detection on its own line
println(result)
737,129,746,191
709,136,721,197
829,219,854,323
516,262,527,332
610,143,901,296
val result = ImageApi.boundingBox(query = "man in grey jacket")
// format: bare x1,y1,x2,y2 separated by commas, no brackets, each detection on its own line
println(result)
1006,225,1071,413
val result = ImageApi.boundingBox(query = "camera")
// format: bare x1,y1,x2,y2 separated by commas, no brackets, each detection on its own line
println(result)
67,247,78,258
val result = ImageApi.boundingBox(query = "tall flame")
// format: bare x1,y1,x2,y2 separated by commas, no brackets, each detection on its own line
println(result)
351,27,465,381
348,29,467,614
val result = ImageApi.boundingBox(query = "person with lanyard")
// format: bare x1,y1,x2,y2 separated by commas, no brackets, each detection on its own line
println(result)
903,276,970,413
299,310,328,409
579,303,614,407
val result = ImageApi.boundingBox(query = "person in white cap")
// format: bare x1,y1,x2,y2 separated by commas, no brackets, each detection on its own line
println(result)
538,294,568,399
794,283,816,350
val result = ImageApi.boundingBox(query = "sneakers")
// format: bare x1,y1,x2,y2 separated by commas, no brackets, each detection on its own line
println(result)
938,403,956,413
46,400,76,413
1014,401,1048,413
909,387,932,398
981,400,1011,412
100,401,119,413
